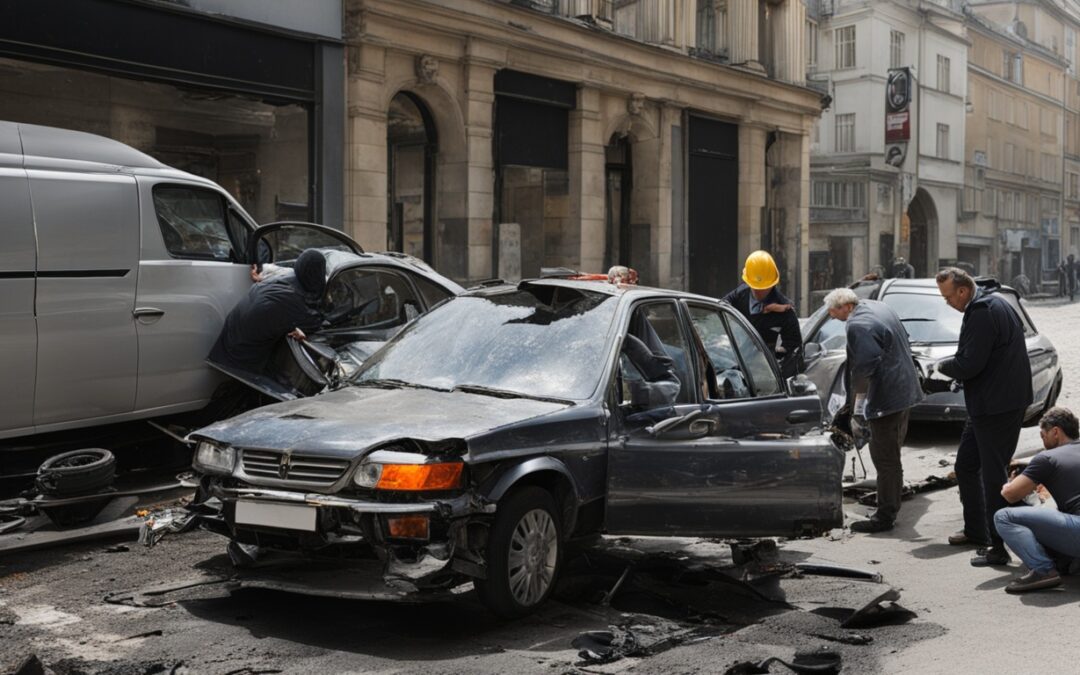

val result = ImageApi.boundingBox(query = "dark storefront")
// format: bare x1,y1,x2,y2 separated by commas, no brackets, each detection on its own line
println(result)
0,0,343,226
688,115,740,298
494,69,576,277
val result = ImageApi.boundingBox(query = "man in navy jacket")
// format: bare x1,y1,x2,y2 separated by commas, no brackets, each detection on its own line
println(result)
936,267,1033,567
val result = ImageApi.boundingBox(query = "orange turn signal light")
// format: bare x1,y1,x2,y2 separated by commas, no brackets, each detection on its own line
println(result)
386,515,430,539
375,462,465,491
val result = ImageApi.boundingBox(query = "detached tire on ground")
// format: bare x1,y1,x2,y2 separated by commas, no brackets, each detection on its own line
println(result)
35,448,116,497
475,486,563,618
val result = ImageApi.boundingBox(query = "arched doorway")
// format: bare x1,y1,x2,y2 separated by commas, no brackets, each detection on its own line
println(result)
387,92,437,262
906,188,937,277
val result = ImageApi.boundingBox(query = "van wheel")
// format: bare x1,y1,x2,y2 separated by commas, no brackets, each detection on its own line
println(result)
35,449,116,497
475,486,562,618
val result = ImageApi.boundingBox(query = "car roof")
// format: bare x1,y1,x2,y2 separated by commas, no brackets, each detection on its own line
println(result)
463,277,721,304
321,249,467,295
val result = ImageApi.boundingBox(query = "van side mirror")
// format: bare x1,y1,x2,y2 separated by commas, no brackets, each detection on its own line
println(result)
803,342,823,360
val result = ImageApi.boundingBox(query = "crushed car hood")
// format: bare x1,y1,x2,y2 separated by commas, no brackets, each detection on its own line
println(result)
192,386,570,459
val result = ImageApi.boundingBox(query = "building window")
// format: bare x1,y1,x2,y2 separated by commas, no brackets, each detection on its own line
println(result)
963,185,980,213
937,54,950,93
696,0,728,55
615,0,675,45
1018,101,1029,129
1043,153,1058,182
984,187,997,216
812,180,866,208
1004,142,1015,171
1068,27,1077,76
806,19,818,68
835,113,855,152
835,25,856,70
1070,172,1080,200
937,123,950,160
1003,51,1023,84
1027,149,1035,175
890,31,904,69
988,90,1001,121
1041,108,1059,137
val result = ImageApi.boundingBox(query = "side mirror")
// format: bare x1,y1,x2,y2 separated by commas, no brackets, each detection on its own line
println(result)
803,342,823,360
788,374,818,397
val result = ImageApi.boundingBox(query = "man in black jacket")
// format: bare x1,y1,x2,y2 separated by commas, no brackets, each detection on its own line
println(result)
208,249,328,375
722,250,803,378
935,267,1033,567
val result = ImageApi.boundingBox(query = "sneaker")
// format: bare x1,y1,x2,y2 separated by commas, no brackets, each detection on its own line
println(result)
948,530,990,546
970,546,1011,567
1005,569,1062,594
851,517,894,533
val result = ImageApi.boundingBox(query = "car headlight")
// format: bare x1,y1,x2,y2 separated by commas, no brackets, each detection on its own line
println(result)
353,460,464,491
193,441,236,475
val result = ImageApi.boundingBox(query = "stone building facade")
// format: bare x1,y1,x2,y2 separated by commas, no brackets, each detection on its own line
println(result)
807,0,968,292
344,0,824,306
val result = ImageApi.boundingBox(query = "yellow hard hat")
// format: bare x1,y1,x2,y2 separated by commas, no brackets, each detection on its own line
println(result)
742,250,780,290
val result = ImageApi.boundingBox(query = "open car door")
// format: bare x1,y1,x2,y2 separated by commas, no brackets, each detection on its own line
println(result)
246,221,363,265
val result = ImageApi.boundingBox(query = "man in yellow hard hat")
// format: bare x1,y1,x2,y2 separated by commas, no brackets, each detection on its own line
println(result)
722,250,803,378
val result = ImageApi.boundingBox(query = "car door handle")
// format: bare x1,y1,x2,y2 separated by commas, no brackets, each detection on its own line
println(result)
786,409,815,424
133,307,166,324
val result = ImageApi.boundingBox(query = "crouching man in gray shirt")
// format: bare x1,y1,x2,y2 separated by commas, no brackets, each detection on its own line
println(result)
824,287,924,533
996,407,1080,593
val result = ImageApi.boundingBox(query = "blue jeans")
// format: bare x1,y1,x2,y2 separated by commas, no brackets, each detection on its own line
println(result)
994,506,1080,575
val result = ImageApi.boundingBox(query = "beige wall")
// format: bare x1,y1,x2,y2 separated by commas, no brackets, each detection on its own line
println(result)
343,0,822,304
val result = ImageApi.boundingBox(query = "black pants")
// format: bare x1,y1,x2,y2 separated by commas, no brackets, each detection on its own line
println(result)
955,409,1026,548
868,409,911,523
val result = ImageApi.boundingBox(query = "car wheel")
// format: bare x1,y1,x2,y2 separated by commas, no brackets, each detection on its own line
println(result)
35,448,116,497
475,486,562,618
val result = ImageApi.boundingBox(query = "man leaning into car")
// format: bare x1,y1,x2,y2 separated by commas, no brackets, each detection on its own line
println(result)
935,267,1033,568
208,248,327,375
823,287,923,533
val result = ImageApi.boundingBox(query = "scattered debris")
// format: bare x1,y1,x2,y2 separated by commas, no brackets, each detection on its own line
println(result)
11,654,54,675
723,648,842,674
115,629,163,642
138,509,197,547
847,474,957,507
809,631,873,645
794,562,882,583
0,514,25,534
600,565,632,606
809,587,917,629
572,616,718,666
103,544,129,553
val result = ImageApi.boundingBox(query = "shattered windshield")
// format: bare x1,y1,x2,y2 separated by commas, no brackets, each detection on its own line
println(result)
882,292,963,343
353,286,618,400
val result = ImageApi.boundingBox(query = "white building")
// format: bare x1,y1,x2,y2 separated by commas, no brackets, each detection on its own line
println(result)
808,0,968,291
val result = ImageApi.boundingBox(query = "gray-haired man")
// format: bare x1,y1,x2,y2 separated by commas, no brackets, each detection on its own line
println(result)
824,287,925,532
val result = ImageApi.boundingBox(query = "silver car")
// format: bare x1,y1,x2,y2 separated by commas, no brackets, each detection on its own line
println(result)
801,277,1062,424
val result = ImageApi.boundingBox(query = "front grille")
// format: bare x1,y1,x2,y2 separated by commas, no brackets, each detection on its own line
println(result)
240,449,350,487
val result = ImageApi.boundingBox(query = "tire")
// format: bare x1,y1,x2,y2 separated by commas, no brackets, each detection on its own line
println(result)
475,486,563,618
35,448,116,497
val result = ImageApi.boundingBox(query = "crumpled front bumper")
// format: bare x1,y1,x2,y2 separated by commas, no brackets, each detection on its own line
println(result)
142,479,495,595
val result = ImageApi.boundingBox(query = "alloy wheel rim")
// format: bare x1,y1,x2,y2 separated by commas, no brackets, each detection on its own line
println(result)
506,508,558,606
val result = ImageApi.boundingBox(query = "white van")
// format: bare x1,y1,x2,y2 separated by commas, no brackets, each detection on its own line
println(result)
0,121,368,440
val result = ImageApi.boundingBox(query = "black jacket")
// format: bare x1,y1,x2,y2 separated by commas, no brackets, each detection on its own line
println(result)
721,283,803,378
208,276,325,375
937,288,1032,417
845,300,924,419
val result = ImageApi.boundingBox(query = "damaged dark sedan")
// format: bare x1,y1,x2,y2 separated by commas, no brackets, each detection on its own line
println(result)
180,279,845,616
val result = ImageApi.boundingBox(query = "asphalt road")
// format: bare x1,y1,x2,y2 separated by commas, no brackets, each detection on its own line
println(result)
1,298,1078,674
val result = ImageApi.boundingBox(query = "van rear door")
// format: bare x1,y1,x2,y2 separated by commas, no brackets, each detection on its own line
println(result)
30,170,140,427
0,122,36,437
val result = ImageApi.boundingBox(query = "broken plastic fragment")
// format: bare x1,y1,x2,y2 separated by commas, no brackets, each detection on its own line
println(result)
138,509,196,548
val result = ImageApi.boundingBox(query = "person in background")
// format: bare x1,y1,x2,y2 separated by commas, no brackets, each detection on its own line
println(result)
935,267,1032,567
722,250,803,378
822,287,923,533
891,256,916,279
995,407,1080,593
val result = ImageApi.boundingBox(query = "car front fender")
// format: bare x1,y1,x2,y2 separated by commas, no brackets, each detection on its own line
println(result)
479,456,582,532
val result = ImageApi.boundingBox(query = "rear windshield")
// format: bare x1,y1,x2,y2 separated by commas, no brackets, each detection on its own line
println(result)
353,287,618,400
882,292,962,343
